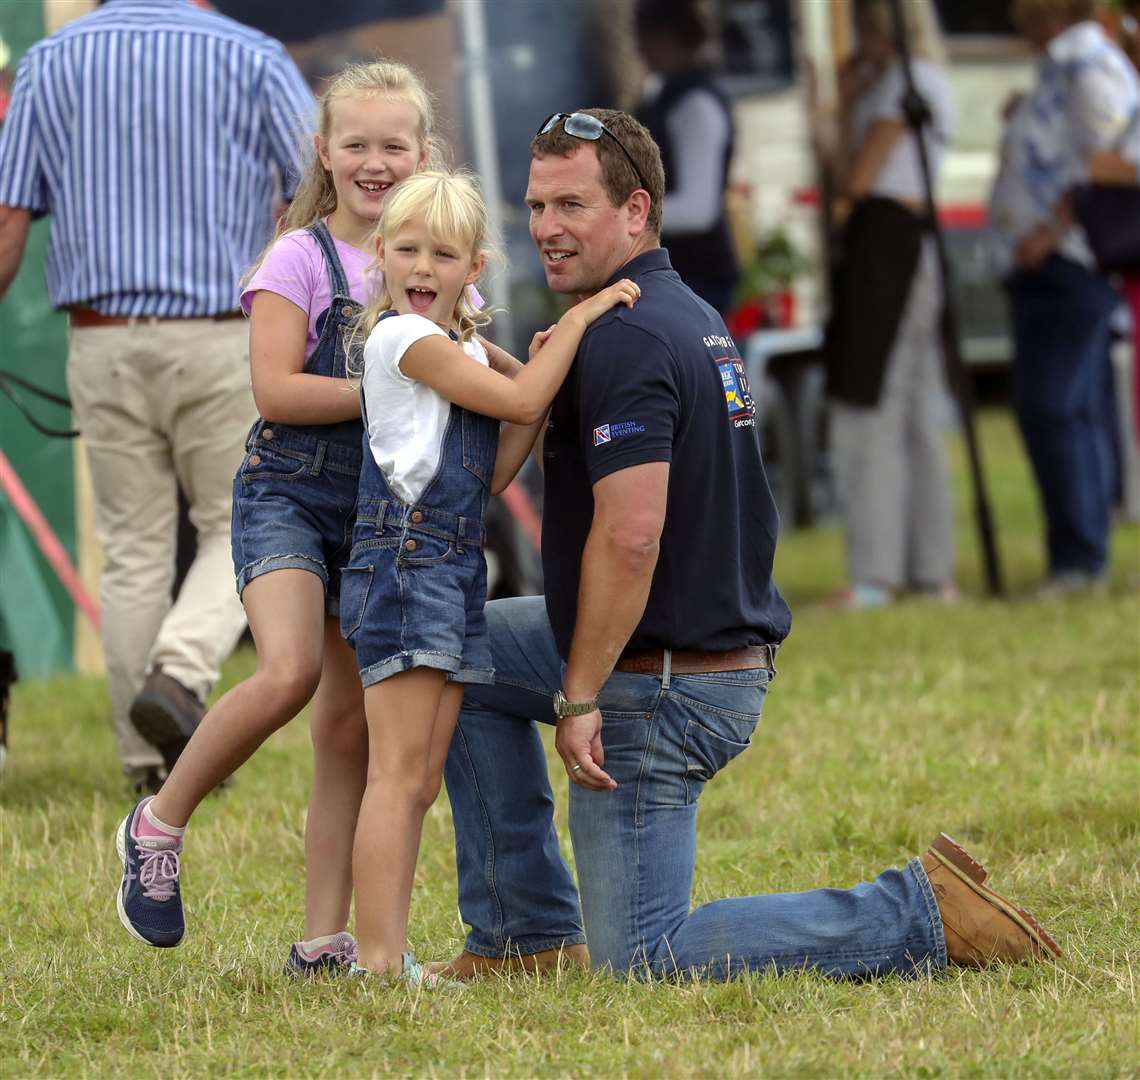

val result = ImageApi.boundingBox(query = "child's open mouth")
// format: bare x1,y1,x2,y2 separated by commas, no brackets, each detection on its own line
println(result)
407,286,437,313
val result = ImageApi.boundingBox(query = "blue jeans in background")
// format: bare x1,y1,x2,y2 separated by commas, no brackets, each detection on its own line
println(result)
443,596,947,979
1006,255,1120,578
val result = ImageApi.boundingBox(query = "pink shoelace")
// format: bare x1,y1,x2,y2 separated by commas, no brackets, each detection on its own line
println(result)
136,847,181,902
333,938,359,967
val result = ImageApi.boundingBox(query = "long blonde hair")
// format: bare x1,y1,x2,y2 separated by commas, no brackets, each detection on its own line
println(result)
349,170,499,370
245,60,438,282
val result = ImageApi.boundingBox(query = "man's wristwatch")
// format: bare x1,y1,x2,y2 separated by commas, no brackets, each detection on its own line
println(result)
553,690,598,718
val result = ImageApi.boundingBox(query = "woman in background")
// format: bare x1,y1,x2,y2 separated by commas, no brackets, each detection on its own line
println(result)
822,0,958,609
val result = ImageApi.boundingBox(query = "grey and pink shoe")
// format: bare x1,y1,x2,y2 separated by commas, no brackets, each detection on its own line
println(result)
284,932,358,977
114,798,184,947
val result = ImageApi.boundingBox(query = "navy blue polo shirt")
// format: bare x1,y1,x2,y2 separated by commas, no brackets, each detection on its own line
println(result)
541,247,791,659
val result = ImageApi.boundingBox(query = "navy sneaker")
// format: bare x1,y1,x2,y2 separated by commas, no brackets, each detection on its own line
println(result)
115,798,185,947
284,931,358,977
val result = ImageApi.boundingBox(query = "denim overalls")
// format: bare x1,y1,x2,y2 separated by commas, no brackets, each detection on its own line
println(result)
231,221,364,615
340,313,499,687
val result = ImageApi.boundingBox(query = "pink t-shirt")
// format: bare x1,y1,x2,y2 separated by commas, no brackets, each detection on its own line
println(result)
241,226,378,359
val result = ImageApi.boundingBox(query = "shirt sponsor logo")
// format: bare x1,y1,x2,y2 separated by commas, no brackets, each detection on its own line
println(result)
717,358,756,428
593,419,646,446
703,333,736,350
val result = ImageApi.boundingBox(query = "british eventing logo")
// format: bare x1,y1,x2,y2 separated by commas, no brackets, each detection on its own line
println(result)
594,420,645,447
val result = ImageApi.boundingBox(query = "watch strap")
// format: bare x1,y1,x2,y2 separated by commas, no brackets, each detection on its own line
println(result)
553,690,598,717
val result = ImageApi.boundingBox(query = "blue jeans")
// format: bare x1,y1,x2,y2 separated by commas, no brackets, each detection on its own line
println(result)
1006,256,1120,577
443,596,947,978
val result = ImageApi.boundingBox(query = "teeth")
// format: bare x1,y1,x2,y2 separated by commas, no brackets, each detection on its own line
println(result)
548,252,572,261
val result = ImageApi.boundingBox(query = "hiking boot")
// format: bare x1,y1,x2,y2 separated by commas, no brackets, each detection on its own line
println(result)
130,765,168,797
921,833,1062,967
114,797,185,947
425,943,590,981
285,932,358,977
130,668,204,769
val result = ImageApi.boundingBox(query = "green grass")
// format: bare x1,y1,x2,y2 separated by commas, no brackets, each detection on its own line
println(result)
2,411,1138,1078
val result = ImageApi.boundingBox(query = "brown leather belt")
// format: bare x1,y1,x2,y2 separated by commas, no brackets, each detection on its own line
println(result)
615,643,777,675
68,306,244,328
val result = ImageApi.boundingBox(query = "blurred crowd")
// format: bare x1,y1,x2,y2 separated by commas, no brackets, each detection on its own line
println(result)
0,0,1137,786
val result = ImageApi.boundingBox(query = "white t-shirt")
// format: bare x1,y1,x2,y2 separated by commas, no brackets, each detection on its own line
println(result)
851,59,955,203
361,313,491,506
659,88,730,235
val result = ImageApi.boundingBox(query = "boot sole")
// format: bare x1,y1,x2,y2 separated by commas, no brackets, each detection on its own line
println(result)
930,832,988,884
426,945,590,980
927,839,1063,960
130,696,194,750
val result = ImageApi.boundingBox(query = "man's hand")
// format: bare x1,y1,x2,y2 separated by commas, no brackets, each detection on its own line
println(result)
555,710,616,791
1015,223,1058,271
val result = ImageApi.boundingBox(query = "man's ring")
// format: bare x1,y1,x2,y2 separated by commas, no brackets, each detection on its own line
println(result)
570,763,583,774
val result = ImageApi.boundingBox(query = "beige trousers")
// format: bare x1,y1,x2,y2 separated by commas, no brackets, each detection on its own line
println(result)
67,319,255,774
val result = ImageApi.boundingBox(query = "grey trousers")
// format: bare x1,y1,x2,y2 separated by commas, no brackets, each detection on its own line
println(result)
829,239,956,590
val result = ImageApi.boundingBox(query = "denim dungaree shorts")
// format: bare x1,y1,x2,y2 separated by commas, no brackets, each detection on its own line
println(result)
231,221,364,615
340,319,499,687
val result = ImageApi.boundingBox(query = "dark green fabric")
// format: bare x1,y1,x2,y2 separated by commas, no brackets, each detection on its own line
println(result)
0,1,75,671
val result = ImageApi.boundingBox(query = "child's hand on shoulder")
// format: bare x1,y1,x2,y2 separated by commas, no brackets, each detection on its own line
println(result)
567,279,640,329
528,325,556,360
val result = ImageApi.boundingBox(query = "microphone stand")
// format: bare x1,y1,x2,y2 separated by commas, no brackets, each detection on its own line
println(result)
886,0,1004,596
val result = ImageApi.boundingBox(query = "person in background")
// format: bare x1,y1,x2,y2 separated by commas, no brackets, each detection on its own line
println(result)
1085,2,1140,446
822,0,958,609
989,0,1140,594
634,0,739,316
0,645,12,774
0,0,315,793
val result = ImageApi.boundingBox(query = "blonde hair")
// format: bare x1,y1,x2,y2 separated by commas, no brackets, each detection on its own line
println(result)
349,170,499,368
244,60,438,283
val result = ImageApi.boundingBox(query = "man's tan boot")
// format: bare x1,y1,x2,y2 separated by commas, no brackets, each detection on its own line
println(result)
922,833,1062,967
425,943,590,980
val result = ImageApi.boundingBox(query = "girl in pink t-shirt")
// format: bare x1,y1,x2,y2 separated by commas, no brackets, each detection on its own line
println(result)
115,61,433,974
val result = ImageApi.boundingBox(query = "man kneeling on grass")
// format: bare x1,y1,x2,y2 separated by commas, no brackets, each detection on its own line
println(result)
427,107,1062,981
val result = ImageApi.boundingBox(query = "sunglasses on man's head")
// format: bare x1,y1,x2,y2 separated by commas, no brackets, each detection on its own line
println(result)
536,112,650,193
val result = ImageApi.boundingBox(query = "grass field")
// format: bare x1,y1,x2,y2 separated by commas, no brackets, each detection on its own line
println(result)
1,412,1137,1078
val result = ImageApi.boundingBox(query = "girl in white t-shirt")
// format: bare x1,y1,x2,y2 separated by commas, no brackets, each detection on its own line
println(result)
115,61,436,974
341,170,638,985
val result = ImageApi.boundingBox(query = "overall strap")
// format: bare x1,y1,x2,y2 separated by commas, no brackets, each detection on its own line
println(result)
306,220,353,298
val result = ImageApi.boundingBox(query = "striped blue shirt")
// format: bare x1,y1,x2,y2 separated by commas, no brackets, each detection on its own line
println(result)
0,0,316,316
